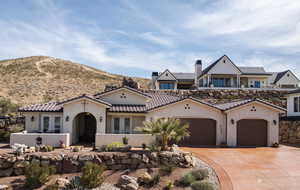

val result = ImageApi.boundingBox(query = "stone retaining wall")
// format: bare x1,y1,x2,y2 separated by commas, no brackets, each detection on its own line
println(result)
0,150,195,177
280,120,300,144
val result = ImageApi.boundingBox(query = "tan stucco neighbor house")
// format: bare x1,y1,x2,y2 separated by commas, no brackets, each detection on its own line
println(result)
151,55,300,90
11,86,285,148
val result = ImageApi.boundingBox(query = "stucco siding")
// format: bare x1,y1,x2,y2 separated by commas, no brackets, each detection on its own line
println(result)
63,99,107,144
146,99,226,145
226,102,279,146
95,133,155,147
10,132,70,147
100,89,147,105
23,112,40,132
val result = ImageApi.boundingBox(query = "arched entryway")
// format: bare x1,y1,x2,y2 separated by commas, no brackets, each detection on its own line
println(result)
72,112,97,144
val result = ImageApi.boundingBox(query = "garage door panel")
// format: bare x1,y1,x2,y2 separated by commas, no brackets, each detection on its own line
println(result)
179,118,216,146
237,119,267,147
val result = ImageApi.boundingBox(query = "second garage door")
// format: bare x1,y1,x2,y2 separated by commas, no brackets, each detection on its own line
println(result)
237,119,268,147
179,118,216,146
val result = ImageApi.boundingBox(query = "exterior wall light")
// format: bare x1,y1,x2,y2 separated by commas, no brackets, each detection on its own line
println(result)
65,116,69,122
99,116,103,122
31,116,35,122
231,119,235,125
273,120,277,125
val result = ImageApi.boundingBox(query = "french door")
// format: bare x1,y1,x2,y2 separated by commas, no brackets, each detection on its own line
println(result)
112,117,131,134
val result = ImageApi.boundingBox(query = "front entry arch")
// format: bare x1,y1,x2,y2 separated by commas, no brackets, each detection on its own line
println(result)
73,112,97,144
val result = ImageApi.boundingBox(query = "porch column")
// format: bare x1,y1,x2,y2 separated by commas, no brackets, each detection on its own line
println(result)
237,75,240,88
207,74,211,87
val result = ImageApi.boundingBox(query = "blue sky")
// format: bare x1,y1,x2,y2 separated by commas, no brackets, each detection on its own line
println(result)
1,0,300,78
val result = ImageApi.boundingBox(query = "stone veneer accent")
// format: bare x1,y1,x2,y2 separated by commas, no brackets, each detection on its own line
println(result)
0,150,195,177
280,120,300,144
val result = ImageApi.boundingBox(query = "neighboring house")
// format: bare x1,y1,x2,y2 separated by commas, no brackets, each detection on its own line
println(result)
11,86,285,148
151,55,300,90
285,89,300,118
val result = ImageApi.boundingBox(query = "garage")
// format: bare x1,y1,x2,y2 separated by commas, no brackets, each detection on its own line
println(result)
237,119,268,147
179,118,216,146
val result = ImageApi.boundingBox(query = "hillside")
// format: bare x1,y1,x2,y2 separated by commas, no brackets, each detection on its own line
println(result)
0,56,150,105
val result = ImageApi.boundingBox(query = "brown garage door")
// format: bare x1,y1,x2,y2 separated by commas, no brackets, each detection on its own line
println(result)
237,119,267,147
179,118,216,146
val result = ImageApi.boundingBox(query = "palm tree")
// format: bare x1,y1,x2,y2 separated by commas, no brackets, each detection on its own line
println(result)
139,118,190,151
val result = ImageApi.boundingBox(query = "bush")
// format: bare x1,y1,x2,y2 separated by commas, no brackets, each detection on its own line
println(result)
80,162,106,189
164,180,174,190
191,180,216,190
40,145,54,152
24,162,56,189
179,173,196,187
149,174,160,187
122,136,129,145
106,142,125,151
190,169,209,180
159,163,176,176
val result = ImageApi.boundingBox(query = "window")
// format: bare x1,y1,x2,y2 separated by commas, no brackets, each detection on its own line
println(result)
159,83,175,89
114,118,120,134
54,117,61,133
43,116,50,132
294,97,300,112
124,118,130,134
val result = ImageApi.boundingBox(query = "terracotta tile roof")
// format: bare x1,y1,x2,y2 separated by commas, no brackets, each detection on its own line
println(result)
110,104,147,113
215,99,286,111
58,94,111,106
19,102,63,112
94,86,151,98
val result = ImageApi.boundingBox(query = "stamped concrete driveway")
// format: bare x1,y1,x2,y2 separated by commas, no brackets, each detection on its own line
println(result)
183,146,300,190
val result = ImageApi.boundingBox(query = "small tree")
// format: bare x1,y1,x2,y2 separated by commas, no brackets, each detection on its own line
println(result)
80,162,106,189
122,77,138,89
140,118,190,151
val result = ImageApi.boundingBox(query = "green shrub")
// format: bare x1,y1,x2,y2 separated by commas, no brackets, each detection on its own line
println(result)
179,173,196,187
164,180,174,190
190,169,209,180
107,142,124,151
159,163,176,176
149,174,160,187
24,162,56,189
191,180,216,190
40,145,54,152
80,162,106,189
122,136,129,145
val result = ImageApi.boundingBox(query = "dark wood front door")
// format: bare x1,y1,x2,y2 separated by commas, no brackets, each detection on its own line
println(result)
237,119,267,147
179,118,216,146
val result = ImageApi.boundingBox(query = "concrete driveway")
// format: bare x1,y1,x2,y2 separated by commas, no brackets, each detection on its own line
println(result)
183,146,300,190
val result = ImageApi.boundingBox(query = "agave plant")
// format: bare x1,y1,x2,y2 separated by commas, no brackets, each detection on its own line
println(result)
139,118,190,151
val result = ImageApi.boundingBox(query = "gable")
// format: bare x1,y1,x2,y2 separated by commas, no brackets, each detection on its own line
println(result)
156,69,177,81
208,56,242,75
275,70,300,85
99,89,148,105
224,101,285,114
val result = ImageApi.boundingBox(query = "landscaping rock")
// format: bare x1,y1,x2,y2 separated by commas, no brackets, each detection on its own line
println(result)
117,175,139,190
55,177,70,188
138,171,152,184
0,185,8,190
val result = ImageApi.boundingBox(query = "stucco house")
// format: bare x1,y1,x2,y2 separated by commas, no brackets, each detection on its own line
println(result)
151,55,300,90
11,86,285,148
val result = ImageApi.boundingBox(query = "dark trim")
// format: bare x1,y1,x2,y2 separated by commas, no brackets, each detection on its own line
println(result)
156,69,178,81
241,73,272,76
280,116,300,121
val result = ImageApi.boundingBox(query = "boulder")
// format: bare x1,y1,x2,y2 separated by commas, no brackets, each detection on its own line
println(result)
117,175,139,190
138,171,152,184
0,185,9,190
55,177,70,188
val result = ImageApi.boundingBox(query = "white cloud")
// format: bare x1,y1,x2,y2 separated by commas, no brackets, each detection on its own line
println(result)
140,32,174,47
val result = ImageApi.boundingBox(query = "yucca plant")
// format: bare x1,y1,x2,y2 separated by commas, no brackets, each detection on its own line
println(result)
139,118,190,151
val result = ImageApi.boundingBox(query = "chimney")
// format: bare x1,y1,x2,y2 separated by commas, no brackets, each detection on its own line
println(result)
194,60,202,87
151,72,159,89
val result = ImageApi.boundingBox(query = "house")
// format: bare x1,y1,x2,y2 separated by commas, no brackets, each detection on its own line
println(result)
285,89,300,119
11,86,285,148
151,55,300,90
